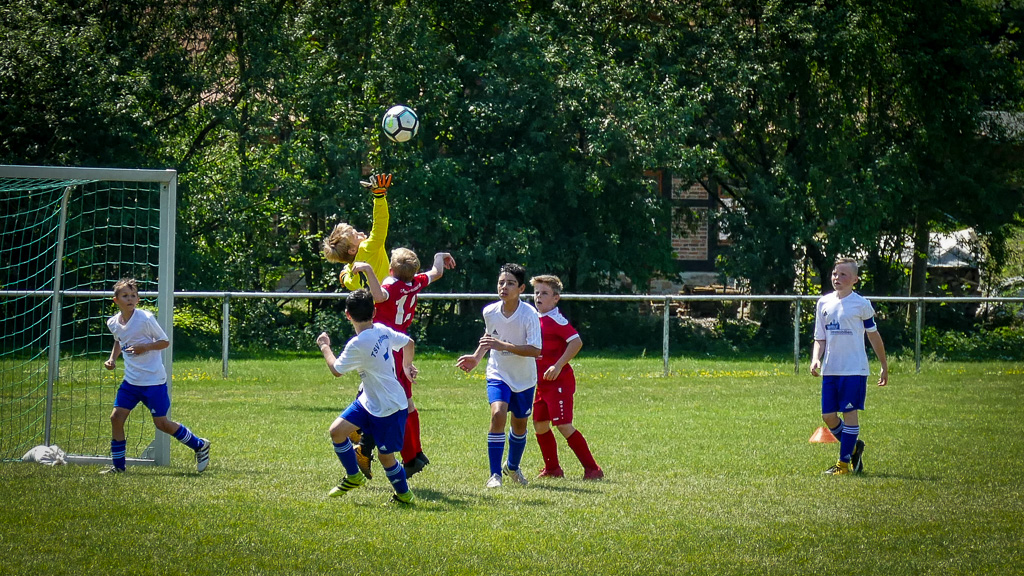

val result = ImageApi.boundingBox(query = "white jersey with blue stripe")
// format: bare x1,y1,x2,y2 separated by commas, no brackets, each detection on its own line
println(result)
332,323,411,417
813,291,877,376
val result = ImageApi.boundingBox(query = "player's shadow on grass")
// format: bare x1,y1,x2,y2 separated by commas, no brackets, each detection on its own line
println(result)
92,467,211,479
855,472,940,482
401,486,474,508
396,482,601,509
529,481,603,495
285,405,460,415
285,405,347,414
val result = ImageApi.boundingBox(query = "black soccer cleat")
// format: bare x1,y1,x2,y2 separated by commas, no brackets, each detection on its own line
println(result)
404,456,426,478
850,439,865,474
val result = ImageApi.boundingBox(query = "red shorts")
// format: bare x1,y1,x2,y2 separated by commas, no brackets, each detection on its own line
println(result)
394,347,413,399
533,382,575,425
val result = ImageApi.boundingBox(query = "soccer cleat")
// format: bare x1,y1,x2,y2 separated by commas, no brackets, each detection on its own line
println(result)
100,465,125,475
485,473,503,488
354,445,374,480
415,451,429,466
195,439,211,473
582,467,605,481
537,467,564,478
404,456,426,478
823,460,852,476
328,471,367,497
502,464,529,486
851,439,865,474
389,491,416,506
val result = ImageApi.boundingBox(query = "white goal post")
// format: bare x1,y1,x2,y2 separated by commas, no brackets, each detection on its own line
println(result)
0,165,176,466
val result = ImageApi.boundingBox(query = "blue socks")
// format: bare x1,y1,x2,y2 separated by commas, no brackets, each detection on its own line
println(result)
488,431,529,474
333,439,360,476
111,439,126,470
172,425,204,451
829,421,844,440
114,423,203,470
487,433,505,475
506,431,527,471
840,425,860,463
385,462,410,495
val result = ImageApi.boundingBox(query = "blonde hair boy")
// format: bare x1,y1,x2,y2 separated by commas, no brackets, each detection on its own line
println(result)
389,247,421,282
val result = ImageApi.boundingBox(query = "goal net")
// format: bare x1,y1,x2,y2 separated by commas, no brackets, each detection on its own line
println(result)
0,166,176,467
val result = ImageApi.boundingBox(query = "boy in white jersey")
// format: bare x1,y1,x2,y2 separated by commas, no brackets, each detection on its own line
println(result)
102,278,209,474
810,258,889,476
456,263,542,488
317,288,416,505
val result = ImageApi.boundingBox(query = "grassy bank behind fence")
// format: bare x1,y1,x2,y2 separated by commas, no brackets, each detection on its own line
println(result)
1,356,1022,575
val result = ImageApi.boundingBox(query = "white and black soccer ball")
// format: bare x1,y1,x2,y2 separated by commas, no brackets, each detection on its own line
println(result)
381,105,419,143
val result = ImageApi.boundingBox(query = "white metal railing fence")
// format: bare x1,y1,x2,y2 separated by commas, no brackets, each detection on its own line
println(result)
6,290,1022,377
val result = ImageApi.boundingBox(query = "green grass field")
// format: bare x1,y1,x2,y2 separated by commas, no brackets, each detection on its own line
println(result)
1,356,1022,575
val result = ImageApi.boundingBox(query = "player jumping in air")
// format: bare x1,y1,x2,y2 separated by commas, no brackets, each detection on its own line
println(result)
321,172,394,479
369,248,456,477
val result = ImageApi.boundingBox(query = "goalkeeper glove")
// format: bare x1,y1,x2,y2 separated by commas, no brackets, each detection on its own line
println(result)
360,173,393,198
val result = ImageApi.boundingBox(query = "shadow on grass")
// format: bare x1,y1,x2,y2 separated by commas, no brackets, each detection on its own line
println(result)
529,481,604,494
402,486,475,508
857,472,940,482
395,479,604,511
284,405,346,414
80,466,212,479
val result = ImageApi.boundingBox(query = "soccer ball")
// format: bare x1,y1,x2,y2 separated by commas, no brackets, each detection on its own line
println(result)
381,105,419,143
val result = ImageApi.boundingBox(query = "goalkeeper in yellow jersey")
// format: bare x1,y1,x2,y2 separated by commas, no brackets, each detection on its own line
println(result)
321,172,394,479
322,173,393,290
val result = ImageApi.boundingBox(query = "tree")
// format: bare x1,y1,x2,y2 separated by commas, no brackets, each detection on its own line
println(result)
675,0,1023,337
0,0,159,165
3,0,1021,351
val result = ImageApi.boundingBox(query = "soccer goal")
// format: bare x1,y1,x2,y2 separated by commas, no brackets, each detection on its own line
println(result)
0,165,176,467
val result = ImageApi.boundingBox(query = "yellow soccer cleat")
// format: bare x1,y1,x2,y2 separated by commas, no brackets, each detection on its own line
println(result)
328,471,367,497
823,460,852,476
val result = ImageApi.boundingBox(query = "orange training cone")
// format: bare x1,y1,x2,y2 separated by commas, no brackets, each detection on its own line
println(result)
809,426,838,443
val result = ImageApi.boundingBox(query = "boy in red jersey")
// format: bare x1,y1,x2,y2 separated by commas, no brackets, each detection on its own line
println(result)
530,275,602,480
360,249,456,477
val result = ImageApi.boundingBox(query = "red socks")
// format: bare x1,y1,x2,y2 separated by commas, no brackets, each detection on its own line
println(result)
538,428,599,472
566,430,598,471
536,429,560,471
401,409,422,464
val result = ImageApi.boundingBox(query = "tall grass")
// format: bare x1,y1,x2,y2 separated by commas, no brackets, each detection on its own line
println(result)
1,356,1022,575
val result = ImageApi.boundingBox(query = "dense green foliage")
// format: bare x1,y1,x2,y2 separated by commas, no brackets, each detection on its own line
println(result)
2,0,1023,341
2,357,1023,575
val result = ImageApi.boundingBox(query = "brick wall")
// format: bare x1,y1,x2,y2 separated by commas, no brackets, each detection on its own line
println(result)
672,179,707,201
672,206,709,260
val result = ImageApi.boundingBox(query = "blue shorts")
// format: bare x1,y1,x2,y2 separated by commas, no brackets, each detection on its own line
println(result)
821,375,867,414
486,379,535,419
339,402,406,455
114,382,171,418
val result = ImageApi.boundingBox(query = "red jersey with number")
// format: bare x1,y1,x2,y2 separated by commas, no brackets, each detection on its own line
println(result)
376,273,431,334
537,307,579,389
